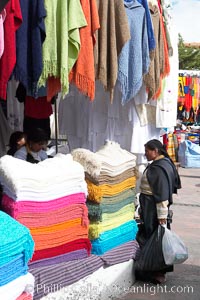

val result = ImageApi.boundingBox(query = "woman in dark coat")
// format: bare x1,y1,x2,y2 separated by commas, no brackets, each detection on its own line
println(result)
136,139,181,284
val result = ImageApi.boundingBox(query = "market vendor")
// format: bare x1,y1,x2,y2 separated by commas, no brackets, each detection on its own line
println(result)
14,128,48,163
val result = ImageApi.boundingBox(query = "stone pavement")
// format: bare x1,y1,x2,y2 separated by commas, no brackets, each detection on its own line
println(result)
115,167,200,300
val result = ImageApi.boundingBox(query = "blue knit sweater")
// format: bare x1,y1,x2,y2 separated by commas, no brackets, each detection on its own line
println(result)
14,0,46,95
138,0,156,52
118,0,150,104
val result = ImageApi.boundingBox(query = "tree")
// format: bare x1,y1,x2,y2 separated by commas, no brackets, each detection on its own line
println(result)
178,34,200,70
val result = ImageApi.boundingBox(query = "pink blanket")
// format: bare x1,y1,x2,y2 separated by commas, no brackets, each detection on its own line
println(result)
2,193,86,218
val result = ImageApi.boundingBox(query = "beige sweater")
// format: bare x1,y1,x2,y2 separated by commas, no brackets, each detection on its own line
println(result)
94,0,130,101
144,3,165,100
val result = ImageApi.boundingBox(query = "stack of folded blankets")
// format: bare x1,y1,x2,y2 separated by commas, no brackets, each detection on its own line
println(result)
72,141,139,256
0,211,35,300
0,154,103,299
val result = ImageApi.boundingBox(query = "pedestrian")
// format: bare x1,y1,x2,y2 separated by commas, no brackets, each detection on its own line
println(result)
14,128,48,163
7,131,26,156
136,139,181,284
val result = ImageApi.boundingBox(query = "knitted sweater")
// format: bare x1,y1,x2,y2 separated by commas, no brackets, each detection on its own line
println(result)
13,0,46,96
39,0,87,96
138,0,156,54
143,3,164,100
69,0,100,101
94,0,130,101
117,0,150,104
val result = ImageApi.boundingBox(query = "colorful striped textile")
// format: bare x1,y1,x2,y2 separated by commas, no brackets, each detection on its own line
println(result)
100,240,140,266
30,255,104,300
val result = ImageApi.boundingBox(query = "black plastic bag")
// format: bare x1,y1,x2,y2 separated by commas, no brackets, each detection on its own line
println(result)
135,225,168,272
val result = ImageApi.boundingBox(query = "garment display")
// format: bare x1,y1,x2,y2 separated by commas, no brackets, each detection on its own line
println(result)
13,0,46,95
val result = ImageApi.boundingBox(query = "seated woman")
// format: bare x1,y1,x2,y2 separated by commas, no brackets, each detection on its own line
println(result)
7,131,26,156
14,128,48,163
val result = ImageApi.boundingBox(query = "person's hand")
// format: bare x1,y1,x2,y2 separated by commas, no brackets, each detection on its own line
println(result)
158,218,166,225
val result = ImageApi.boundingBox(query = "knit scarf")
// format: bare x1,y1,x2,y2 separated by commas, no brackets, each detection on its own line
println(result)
39,0,87,96
94,0,130,101
69,0,100,101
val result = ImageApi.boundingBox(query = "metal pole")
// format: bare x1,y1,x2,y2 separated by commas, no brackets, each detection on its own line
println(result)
54,95,58,154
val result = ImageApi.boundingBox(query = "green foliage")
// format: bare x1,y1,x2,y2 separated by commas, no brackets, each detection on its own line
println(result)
178,34,200,70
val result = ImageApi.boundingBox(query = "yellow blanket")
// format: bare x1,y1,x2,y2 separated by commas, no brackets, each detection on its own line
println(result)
86,176,136,202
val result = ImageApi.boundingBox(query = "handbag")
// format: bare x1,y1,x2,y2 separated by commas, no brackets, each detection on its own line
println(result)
162,227,188,265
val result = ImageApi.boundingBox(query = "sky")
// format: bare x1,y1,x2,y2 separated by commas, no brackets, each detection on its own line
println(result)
172,0,200,43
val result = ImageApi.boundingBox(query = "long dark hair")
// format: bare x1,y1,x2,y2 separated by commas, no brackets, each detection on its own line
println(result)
145,139,174,164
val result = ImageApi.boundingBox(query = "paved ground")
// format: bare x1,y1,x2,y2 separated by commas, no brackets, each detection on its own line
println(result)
116,167,200,300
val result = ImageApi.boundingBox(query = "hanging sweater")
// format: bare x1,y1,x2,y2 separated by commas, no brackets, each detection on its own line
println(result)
69,0,100,101
143,3,164,100
138,0,156,56
94,0,131,101
0,0,22,100
117,0,150,104
38,0,87,97
13,0,46,96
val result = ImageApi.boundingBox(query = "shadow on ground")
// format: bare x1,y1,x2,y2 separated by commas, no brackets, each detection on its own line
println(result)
114,264,200,300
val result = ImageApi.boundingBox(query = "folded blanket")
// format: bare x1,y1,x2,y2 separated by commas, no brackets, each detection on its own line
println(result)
0,254,28,286
0,273,34,300
85,167,136,185
91,220,138,255
30,255,104,300
87,193,135,221
29,249,88,268
89,204,135,239
72,141,136,180
32,223,88,250
0,154,87,200
15,204,88,228
86,177,136,202
0,211,34,266
31,238,91,262
100,240,140,266
2,193,86,218
2,180,87,201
